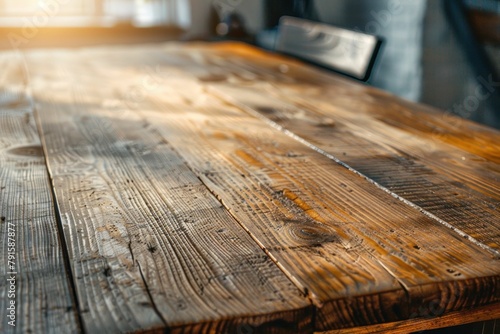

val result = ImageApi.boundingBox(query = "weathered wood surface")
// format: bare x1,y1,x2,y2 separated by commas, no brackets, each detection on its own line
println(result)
180,42,500,253
320,302,500,334
214,84,500,250
141,86,500,331
24,49,311,333
0,53,79,332
1,41,498,333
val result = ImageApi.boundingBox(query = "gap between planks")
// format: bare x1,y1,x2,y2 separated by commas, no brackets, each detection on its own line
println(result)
20,50,87,333
0,51,80,333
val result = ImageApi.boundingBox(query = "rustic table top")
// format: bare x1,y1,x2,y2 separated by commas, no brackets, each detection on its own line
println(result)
1,42,499,334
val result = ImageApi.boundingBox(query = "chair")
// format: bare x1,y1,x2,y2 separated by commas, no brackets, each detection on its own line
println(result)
274,16,382,82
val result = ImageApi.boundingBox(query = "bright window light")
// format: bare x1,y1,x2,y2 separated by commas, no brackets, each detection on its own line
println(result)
0,0,189,27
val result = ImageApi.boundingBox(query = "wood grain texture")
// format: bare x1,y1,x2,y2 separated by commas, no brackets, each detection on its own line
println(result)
0,52,79,333
9,41,500,332
61,44,500,331
137,89,500,331
166,42,500,254
213,84,500,251
319,302,500,334
24,49,311,333
203,42,500,163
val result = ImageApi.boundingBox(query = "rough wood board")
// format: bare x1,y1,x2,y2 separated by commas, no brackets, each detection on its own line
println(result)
0,53,79,333
164,42,500,253
14,41,500,332
319,302,500,334
204,42,500,163
70,44,500,331
137,86,500,331
24,49,311,333
213,84,500,251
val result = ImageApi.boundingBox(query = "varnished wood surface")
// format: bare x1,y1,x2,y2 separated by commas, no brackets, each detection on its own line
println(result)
0,42,499,333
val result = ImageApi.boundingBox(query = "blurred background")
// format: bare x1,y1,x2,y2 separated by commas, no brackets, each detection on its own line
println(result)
0,0,499,129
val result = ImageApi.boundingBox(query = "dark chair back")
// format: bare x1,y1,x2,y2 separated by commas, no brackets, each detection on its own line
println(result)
275,16,382,81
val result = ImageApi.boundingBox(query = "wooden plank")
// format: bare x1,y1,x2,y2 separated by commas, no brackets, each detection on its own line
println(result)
203,42,500,163
97,45,411,328
138,93,500,331
0,52,79,333
318,302,500,334
79,44,500,331
168,42,500,253
212,84,500,251
24,49,312,333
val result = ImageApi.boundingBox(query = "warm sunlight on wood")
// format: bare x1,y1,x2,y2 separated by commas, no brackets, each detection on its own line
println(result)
0,0,185,27
0,1,498,333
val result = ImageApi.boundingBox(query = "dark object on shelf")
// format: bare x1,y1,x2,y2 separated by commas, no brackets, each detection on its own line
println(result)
216,13,249,39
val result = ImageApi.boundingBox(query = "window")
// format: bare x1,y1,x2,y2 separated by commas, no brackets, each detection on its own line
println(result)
0,0,190,27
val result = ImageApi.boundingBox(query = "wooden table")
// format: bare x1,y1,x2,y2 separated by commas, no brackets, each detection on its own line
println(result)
1,42,499,333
